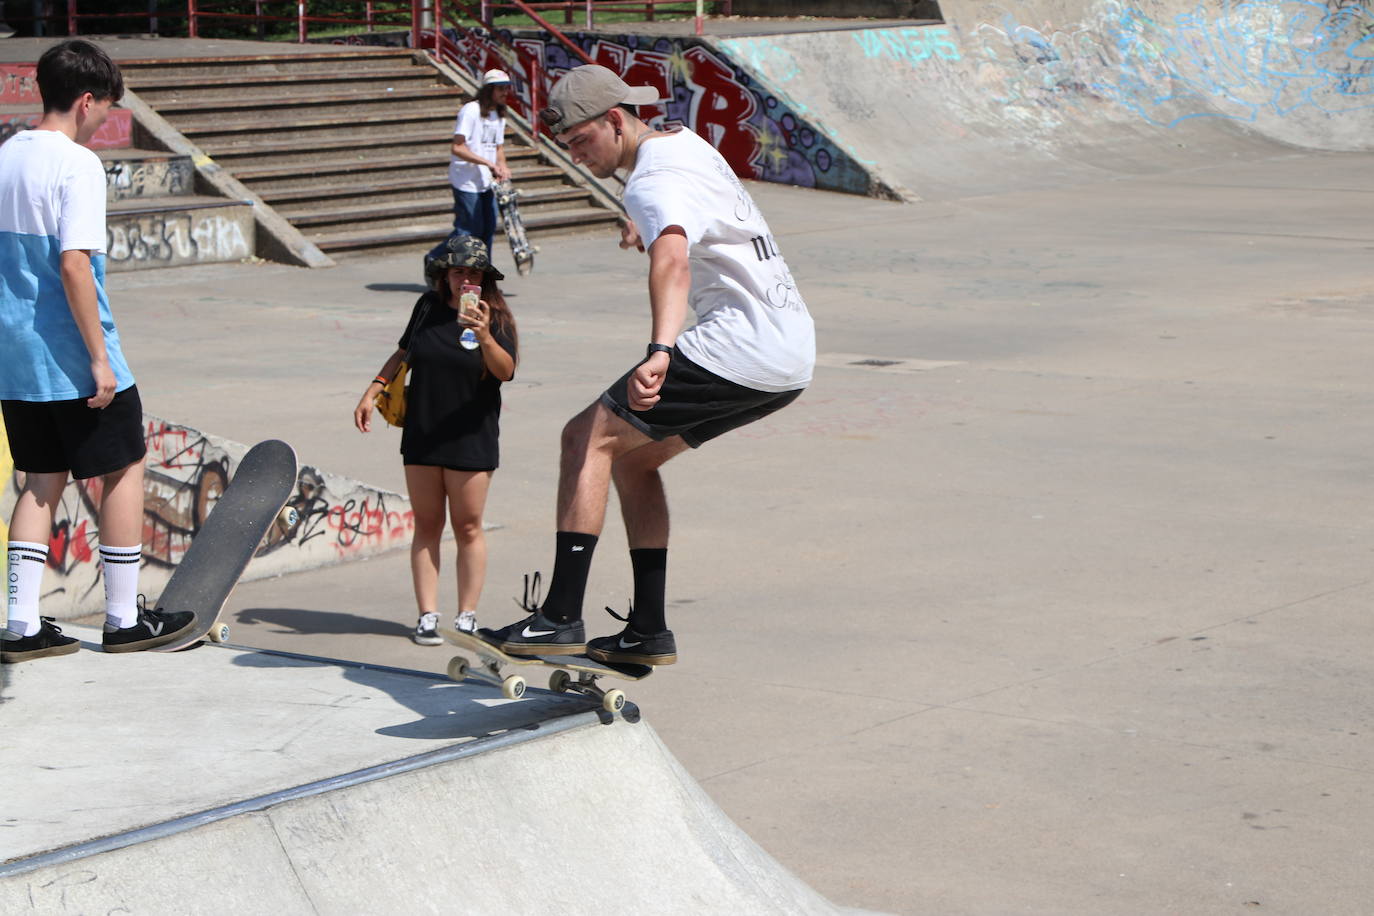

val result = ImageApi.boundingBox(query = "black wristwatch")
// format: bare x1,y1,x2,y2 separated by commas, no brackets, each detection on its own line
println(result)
646,343,673,358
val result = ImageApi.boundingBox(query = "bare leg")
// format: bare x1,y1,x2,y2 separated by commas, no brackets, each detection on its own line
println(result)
8,471,67,544
556,402,653,534
445,469,492,613
96,459,145,547
404,465,446,615
612,437,690,549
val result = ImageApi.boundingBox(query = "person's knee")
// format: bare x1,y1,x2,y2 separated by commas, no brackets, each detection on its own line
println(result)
452,516,484,545
560,409,596,457
412,504,446,541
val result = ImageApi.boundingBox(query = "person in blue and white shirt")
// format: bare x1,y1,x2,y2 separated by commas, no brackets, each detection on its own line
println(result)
0,40,194,664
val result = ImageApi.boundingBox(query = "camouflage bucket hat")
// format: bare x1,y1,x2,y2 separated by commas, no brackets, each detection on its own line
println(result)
425,234,504,288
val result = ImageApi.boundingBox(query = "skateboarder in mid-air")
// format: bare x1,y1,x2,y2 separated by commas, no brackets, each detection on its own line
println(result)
481,65,815,666
0,41,194,663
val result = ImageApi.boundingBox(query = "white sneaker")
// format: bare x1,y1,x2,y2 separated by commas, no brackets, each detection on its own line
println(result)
455,610,477,633
411,612,441,646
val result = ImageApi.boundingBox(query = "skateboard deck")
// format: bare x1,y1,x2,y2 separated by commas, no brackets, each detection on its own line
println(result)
494,179,536,276
150,439,299,652
440,626,650,713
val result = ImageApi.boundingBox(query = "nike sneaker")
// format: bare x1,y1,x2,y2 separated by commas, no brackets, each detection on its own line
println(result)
102,602,196,653
412,612,442,646
1,618,80,664
480,611,585,656
586,625,677,666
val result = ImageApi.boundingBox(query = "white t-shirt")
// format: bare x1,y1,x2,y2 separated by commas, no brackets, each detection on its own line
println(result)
448,101,505,192
623,128,814,392
0,129,135,401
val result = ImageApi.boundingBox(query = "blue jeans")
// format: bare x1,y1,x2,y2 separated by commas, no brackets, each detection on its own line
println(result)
428,187,497,265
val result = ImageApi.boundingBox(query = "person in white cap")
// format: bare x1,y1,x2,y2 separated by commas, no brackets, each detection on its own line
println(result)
479,65,815,667
428,68,513,269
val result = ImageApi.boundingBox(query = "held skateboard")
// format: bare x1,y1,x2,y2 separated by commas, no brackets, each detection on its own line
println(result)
494,179,536,276
440,626,650,714
150,439,299,652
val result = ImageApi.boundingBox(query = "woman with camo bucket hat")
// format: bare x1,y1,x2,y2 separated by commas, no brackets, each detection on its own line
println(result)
355,235,518,646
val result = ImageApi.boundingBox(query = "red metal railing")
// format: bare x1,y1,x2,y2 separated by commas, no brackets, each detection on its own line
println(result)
6,1,725,40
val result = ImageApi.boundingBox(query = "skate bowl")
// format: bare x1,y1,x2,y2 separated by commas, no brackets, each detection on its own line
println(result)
716,0,1374,200
0,640,849,914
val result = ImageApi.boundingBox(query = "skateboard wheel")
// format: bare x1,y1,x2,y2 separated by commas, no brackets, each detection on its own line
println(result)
603,689,626,714
208,623,230,644
549,669,571,694
278,506,299,527
447,656,469,682
501,674,526,700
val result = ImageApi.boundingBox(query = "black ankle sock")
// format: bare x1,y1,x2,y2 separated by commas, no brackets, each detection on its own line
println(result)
628,548,668,633
542,531,598,623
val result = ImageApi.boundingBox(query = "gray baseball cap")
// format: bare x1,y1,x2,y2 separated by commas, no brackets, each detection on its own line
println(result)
539,64,659,134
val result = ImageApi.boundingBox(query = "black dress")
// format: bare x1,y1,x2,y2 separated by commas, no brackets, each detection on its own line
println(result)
397,292,515,471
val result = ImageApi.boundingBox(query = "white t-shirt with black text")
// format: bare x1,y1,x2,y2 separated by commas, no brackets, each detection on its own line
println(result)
623,128,814,392
448,101,505,193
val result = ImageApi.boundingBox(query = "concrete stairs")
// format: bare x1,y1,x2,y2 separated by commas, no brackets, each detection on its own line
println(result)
118,50,620,258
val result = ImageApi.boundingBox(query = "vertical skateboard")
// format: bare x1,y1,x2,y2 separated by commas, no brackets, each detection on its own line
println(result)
150,439,299,652
494,179,536,276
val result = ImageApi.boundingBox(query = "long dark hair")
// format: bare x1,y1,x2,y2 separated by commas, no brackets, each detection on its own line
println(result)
439,270,518,365
477,83,508,118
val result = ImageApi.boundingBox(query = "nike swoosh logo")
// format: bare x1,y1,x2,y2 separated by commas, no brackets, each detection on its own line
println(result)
521,626,556,638
619,638,642,649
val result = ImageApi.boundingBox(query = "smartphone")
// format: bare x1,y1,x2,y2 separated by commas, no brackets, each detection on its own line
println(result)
459,284,481,317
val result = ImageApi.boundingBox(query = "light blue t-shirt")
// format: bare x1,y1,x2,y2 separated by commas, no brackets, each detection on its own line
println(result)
0,129,135,401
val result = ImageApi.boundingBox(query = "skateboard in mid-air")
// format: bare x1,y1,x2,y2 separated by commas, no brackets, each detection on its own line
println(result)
441,625,650,713
494,179,536,276
150,439,299,652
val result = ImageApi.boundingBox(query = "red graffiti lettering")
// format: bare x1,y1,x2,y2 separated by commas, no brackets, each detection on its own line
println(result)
683,46,760,178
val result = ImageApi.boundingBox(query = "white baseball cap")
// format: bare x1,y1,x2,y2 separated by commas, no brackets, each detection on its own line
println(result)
482,69,512,87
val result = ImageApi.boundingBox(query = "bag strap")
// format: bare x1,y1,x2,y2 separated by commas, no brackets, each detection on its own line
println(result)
401,294,434,362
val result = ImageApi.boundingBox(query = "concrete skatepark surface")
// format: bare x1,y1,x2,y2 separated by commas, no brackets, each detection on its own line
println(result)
1,634,840,914
4,5,1374,912
8,150,1364,913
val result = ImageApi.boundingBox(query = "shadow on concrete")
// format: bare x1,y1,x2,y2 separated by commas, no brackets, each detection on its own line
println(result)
234,606,409,638
365,282,427,294
229,645,605,741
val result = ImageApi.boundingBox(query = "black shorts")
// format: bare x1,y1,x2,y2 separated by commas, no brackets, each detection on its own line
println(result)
2,385,147,479
600,349,803,448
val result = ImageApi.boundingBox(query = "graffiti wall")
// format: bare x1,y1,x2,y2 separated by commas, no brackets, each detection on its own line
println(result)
0,64,133,149
323,27,889,197
104,154,193,202
703,0,1374,200
106,206,254,271
0,416,415,621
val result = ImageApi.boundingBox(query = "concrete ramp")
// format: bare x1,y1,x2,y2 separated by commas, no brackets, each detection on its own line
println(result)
717,0,1374,200
0,635,841,914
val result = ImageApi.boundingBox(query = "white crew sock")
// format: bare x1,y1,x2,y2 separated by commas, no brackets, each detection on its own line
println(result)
100,544,142,629
6,541,48,637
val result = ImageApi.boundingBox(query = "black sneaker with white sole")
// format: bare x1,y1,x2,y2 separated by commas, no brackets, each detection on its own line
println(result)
1,618,80,664
480,611,586,656
586,625,677,666
102,603,197,653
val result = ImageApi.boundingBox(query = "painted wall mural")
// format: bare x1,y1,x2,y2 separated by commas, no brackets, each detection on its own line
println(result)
0,416,414,620
325,27,888,197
